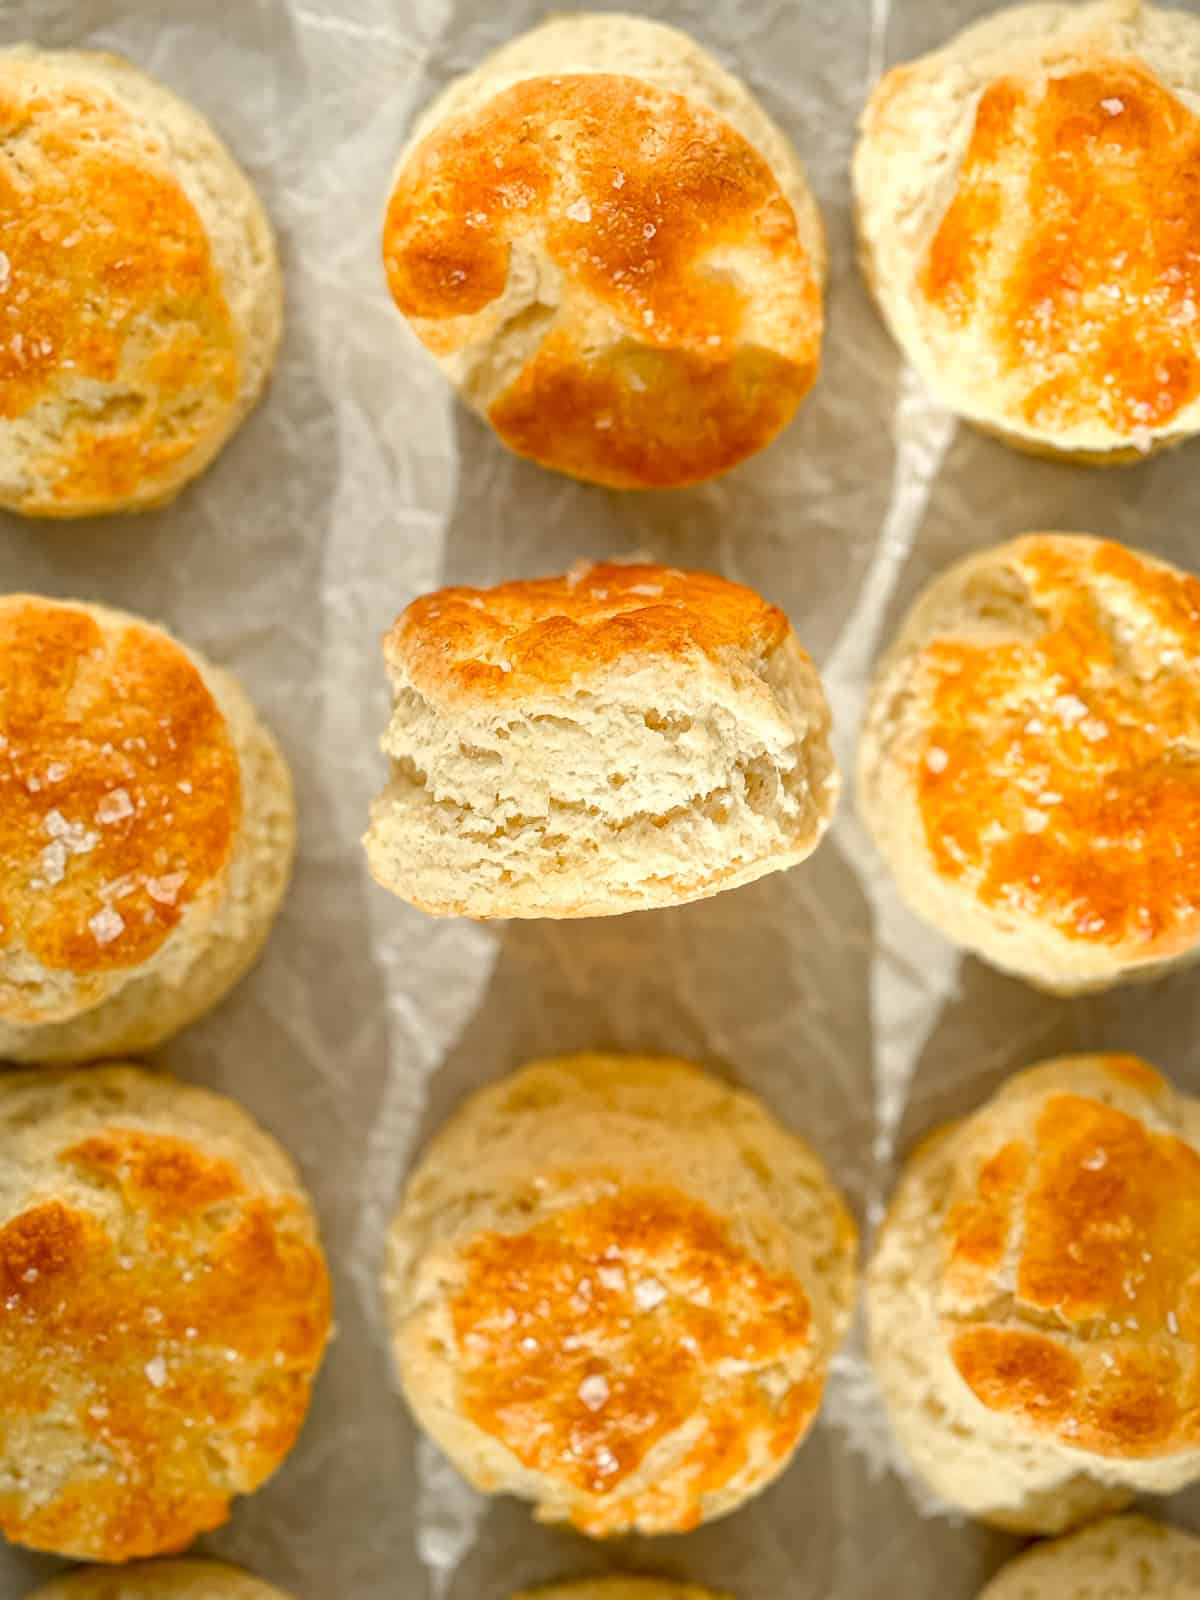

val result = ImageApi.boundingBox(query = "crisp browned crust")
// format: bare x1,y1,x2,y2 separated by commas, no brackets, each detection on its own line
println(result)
383,74,820,487
389,562,792,703
923,61,1200,440
0,597,242,1023
449,1184,817,1536
912,536,1200,961
0,1076,332,1562
0,60,240,515
941,1056,1200,1459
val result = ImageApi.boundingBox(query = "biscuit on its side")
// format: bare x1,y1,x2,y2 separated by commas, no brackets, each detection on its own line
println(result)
383,13,824,488
858,534,1200,993
365,562,838,918
0,1065,332,1562
977,1515,1200,1598
854,0,1200,463
25,1560,298,1599
868,1054,1200,1534
386,1053,857,1537
0,46,281,517
0,595,295,1064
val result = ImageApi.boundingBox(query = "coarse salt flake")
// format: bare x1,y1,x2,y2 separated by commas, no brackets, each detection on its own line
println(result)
925,746,949,774
566,197,592,223
578,1374,610,1411
146,872,187,906
1054,694,1089,725
97,787,134,824
597,1264,626,1292
39,840,67,886
634,1277,667,1310
144,1356,168,1389
88,906,125,945
45,809,98,854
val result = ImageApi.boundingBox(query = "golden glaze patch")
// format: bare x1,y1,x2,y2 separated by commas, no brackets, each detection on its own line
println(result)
0,1129,331,1560
944,1071,1200,1458
384,74,819,487
917,539,1200,953
393,562,791,702
450,1185,815,1534
0,74,239,512
0,599,241,1022
924,64,1200,438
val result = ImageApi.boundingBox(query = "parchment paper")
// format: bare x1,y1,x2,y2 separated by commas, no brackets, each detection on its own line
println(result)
4,1,1200,1595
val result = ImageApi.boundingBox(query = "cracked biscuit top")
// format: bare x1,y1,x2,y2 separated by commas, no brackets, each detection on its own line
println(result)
0,50,241,514
0,1066,332,1562
387,562,792,703
0,596,241,1026
938,1055,1200,1460
383,72,821,487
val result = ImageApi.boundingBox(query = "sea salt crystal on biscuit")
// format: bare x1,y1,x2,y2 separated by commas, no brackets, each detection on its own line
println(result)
96,787,134,824
88,907,125,945
634,1277,667,1310
146,872,187,906
578,1374,610,1411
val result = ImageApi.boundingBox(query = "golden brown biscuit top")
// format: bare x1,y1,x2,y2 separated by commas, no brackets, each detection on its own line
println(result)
0,598,241,1023
0,64,239,512
941,1057,1200,1458
450,1184,815,1534
0,1125,332,1561
383,74,820,487
391,562,791,702
916,537,1200,956
922,61,1200,439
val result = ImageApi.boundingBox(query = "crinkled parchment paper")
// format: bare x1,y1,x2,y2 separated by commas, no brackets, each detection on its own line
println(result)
5,1,1200,1595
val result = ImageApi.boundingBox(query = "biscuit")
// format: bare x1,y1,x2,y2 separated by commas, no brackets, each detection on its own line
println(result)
385,1053,857,1536
857,534,1200,994
25,1559,298,1600
854,0,1200,463
868,1053,1200,1533
515,1585,728,1600
0,1064,332,1561
977,1515,1200,1599
0,595,295,1063
382,13,824,488
364,561,838,918
0,45,281,517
